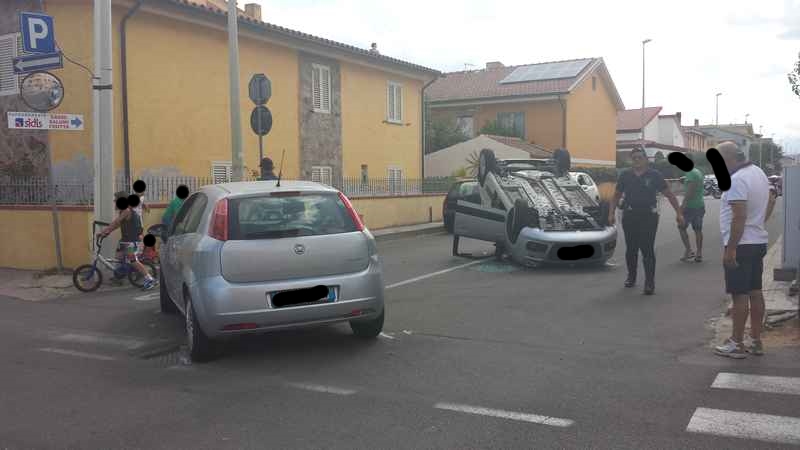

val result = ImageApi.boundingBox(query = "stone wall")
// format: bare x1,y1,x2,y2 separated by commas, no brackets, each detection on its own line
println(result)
298,52,342,180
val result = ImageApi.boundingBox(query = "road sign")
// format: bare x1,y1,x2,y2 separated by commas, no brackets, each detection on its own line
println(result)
248,74,271,105
250,106,272,136
7,112,84,131
20,12,56,54
13,52,63,74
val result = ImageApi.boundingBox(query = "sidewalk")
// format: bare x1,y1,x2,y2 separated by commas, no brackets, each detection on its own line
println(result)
0,222,446,302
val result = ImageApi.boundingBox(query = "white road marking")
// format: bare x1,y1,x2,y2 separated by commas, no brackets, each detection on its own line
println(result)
51,332,146,350
686,407,800,445
379,332,395,340
434,402,574,427
712,373,800,396
134,292,159,301
287,383,357,396
385,259,487,290
38,347,116,361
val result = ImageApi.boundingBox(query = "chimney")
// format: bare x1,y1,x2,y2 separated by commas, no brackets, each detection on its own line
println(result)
694,118,699,127
369,43,380,54
675,112,681,125
486,61,504,70
244,3,261,21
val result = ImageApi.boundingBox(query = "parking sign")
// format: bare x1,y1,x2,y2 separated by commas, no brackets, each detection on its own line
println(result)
20,12,56,54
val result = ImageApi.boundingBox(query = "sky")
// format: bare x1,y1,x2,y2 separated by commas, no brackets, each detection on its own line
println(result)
251,0,800,153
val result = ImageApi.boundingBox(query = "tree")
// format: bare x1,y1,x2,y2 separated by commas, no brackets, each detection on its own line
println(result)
427,118,469,153
479,119,518,138
790,52,800,99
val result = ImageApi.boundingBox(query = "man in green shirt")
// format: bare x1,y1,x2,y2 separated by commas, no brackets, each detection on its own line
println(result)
162,196,184,229
679,159,705,262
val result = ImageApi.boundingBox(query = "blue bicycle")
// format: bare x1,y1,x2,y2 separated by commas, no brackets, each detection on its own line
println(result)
72,235,158,292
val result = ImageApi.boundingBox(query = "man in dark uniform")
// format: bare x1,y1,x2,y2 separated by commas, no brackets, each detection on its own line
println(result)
608,147,684,294
260,157,278,181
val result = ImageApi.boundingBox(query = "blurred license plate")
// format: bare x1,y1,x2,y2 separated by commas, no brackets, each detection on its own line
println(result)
269,285,337,308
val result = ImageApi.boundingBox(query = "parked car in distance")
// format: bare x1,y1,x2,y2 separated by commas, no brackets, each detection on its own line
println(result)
159,180,385,362
768,175,783,196
443,179,480,233
570,171,600,202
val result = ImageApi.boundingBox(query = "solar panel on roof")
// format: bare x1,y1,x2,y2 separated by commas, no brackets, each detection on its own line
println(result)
499,59,592,84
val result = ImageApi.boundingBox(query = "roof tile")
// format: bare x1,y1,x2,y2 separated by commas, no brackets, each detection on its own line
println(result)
616,107,662,131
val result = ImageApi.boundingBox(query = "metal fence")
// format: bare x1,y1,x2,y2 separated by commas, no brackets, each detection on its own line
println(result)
0,175,455,205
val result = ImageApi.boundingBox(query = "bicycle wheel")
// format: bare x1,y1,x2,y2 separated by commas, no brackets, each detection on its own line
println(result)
128,261,157,288
73,264,103,292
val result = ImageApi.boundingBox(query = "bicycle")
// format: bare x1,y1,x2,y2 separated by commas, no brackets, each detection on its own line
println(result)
72,235,158,292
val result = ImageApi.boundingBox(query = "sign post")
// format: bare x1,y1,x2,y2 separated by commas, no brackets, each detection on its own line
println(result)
248,74,273,165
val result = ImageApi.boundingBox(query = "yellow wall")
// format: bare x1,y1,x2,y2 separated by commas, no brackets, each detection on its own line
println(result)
0,208,91,270
351,195,443,229
565,72,618,164
341,62,423,178
432,100,564,150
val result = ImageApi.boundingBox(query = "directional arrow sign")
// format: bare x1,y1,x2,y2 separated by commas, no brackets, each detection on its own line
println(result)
13,52,63,74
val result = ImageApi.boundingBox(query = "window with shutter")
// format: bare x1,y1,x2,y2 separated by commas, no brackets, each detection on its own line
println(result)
387,167,402,193
0,33,20,96
387,82,403,123
311,166,333,186
497,112,525,139
312,64,331,113
211,161,232,184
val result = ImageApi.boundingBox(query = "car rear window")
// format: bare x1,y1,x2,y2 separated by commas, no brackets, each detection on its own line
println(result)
228,193,358,240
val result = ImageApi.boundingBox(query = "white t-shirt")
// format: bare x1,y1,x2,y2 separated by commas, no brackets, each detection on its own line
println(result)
719,164,769,246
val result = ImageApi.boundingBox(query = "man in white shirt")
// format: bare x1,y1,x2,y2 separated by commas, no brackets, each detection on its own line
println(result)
714,141,777,358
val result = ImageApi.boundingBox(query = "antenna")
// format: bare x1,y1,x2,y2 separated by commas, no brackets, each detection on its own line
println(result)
276,148,286,187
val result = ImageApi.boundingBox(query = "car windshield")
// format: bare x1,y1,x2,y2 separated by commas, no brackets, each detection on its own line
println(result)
229,193,358,240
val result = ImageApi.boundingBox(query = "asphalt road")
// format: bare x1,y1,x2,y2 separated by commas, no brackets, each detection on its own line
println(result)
0,197,797,450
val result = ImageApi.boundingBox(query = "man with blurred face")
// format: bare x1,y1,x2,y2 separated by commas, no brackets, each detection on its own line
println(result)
714,141,777,358
608,147,685,295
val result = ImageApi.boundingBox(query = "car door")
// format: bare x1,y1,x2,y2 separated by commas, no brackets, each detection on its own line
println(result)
453,192,507,244
163,193,201,303
173,193,209,295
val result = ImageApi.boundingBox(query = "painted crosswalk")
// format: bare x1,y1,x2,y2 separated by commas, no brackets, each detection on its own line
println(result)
687,372,800,446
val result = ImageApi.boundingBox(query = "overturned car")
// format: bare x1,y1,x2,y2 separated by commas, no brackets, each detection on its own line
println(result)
452,148,617,266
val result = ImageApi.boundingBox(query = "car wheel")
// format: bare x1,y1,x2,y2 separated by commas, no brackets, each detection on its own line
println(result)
477,149,497,187
185,293,214,362
350,309,384,338
159,271,178,315
507,199,537,244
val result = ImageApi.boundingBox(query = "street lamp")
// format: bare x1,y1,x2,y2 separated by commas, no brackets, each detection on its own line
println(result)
641,39,652,141
715,92,722,125
745,113,750,124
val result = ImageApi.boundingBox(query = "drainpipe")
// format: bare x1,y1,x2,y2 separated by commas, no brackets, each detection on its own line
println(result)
120,0,145,184
558,94,567,148
420,74,441,180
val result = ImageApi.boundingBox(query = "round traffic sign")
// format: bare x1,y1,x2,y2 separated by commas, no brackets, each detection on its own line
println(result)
248,73,271,105
250,105,273,136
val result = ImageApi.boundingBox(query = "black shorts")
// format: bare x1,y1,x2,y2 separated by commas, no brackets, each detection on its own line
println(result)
724,244,767,295
679,207,705,231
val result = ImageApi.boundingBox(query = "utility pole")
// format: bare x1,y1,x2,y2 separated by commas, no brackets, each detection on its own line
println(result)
227,0,244,181
93,0,114,224
715,92,722,125
641,39,651,141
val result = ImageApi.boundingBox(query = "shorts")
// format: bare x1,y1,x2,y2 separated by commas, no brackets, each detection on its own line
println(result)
679,207,705,231
117,242,142,263
724,244,767,295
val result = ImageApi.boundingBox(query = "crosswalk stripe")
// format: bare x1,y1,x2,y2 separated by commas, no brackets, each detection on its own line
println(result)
687,407,800,445
286,383,356,396
712,372,800,396
434,402,574,427
50,332,147,350
39,348,116,361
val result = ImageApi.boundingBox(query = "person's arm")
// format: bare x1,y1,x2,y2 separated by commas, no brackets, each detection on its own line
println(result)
608,190,622,225
661,186,685,225
765,188,778,222
98,210,130,236
723,201,747,268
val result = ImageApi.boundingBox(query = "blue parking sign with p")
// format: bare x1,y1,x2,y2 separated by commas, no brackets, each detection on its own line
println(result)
20,12,56,54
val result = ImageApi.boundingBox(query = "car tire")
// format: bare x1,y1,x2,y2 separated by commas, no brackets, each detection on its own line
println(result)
159,271,178,315
350,309,384,338
477,149,497,187
185,293,214,362
507,199,537,244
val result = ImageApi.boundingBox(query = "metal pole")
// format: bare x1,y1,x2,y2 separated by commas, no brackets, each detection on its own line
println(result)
641,40,649,141
715,93,721,125
93,0,114,225
227,0,244,181
258,106,263,165
47,150,63,271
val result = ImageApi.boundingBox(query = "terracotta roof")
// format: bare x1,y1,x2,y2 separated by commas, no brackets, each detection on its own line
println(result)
161,0,439,76
616,139,696,153
426,58,623,108
616,107,662,132
483,135,552,158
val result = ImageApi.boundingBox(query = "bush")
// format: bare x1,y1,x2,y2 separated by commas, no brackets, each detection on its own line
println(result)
428,119,469,153
479,120,519,138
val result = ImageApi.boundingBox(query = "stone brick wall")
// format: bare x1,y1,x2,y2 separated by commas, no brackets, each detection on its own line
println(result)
298,52,342,180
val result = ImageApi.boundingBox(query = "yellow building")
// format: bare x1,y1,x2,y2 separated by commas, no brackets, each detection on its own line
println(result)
427,59,624,167
0,0,438,185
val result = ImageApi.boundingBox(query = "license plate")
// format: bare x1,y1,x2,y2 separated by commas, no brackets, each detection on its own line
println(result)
269,285,337,308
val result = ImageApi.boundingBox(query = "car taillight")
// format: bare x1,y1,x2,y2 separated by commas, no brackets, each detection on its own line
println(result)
208,198,229,241
338,191,364,231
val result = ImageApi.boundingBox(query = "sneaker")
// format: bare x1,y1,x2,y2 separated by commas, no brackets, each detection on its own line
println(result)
643,282,655,295
680,252,695,262
746,338,764,356
142,278,158,291
624,277,636,288
714,338,747,359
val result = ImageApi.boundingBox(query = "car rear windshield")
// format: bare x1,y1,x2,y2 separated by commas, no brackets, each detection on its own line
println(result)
228,193,358,240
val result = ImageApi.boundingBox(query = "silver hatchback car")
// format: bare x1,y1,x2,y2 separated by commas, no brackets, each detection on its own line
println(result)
159,181,385,361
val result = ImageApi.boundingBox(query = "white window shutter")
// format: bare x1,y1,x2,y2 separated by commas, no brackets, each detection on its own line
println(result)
312,66,321,110
312,64,331,113
395,85,402,122
0,33,19,96
387,84,394,121
321,67,330,112
211,162,232,184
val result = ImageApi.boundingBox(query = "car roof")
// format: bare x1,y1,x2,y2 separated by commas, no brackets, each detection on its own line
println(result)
203,180,338,197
